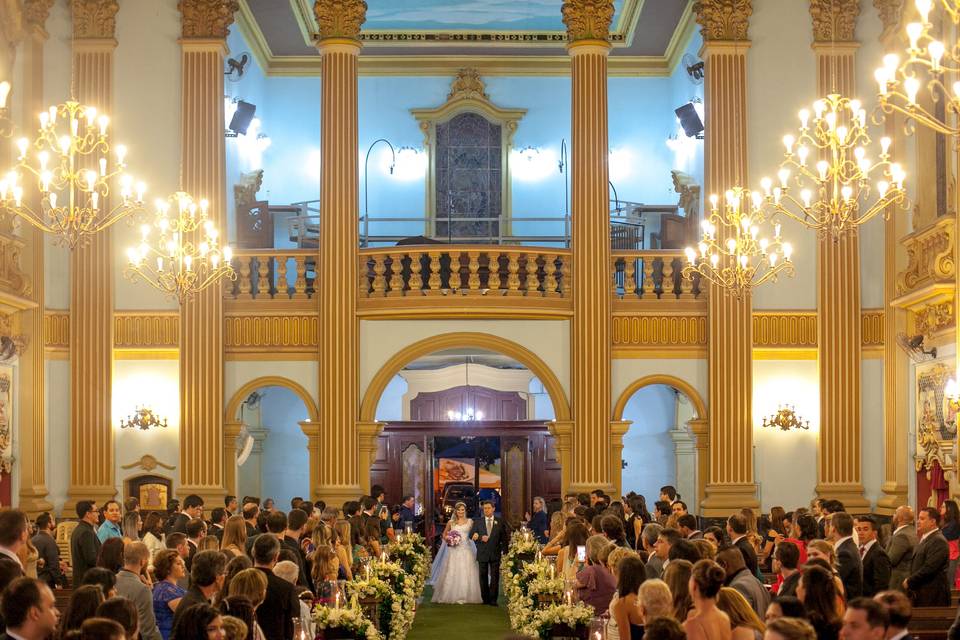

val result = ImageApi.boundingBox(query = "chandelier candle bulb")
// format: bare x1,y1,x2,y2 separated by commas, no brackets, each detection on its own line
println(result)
38,112,48,128
0,81,9,110
908,22,923,49
905,77,921,104
916,0,932,22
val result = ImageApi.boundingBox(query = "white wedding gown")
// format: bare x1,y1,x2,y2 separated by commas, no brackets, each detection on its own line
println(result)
430,519,483,604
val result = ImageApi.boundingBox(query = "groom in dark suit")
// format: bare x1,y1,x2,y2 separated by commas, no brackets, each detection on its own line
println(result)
470,500,510,606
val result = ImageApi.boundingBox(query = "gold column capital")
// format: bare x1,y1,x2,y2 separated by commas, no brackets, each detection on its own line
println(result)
313,0,367,42
566,39,612,57
874,0,905,45
0,1,24,50
23,0,54,38
71,0,119,40
178,0,239,40
694,0,752,42
810,0,860,43
562,0,614,43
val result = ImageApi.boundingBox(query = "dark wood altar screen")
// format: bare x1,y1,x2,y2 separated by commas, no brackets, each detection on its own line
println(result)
409,385,526,421
369,421,561,537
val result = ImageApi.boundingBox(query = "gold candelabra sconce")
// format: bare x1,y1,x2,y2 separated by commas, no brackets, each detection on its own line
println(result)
0,82,11,139
762,405,810,432
120,406,168,431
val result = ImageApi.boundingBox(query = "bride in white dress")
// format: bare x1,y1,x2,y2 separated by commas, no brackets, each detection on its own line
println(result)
430,502,483,604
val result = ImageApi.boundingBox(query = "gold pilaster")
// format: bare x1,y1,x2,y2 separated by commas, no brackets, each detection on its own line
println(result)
549,421,574,494
313,0,366,505
66,0,119,509
811,0,870,510
17,0,54,516
609,420,630,497
300,421,320,501
357,421,383,496
876,1,909,513
177,0,238,505
563,0,614,494
688,418,709,512
694,0,758,515
223,422,242,496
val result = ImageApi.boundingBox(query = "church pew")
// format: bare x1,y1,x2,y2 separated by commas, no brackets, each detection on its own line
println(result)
910,606,957,640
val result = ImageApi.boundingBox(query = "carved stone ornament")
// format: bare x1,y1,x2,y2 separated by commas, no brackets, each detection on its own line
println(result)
0,374,12,473
0,314,28,363
693,0,752,42
448,68,488,102
810,0,860,42
121,455,176,472
313,0,368,41
0,0,24,49
562,0,615,42
234,170,264,210
915,301,955,339
874,0,904,43
178,0,240,39
23,0,54,29
71,0,119,39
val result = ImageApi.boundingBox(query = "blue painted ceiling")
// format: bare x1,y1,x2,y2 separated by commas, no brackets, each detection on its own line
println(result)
364,0,627,32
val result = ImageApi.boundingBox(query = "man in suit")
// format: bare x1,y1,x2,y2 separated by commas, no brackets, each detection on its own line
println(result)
641,523,664,579
253,534,300,640
726,514,759,577
677,514,703,540
904,506,950,606
243,501,260,538
0,510,28,589
856,515,891,598
208,508,227,541
717,545,770,617
840,598,889,640
184,518,206,572
115,542,162,640
170,494,204,535
874,590,912,640
830,511,864,599
470,500,510,606
281,509,313,591
224,495,238,519
70,501,101,586
886,506,917,592
0,578,60,640
398,495,416,532
32,513,65,589
774,540,802,598
170,550,227,633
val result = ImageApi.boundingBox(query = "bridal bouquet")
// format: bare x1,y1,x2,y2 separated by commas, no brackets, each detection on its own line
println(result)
444,530,462,548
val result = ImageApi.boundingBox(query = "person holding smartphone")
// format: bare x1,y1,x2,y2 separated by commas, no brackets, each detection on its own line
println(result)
575,534,617,615
556,521,590,583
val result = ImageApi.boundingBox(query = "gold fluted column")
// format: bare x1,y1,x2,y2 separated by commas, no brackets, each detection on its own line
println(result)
300,421,320,501
695,0,759,516
562,0,615,494
66,0,119,510
875,0,909,513
549,421,573,493
357,421,383,496
18,0,55,516
177,0,238,505
313,0,367,505
810,0,870,510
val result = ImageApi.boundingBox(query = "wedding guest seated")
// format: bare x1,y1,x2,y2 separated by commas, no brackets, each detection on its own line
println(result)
717,545,770,618
1,578,60,640
607,556,646,640
764,596,806,624
576,534,617,615
796,564,842,640
96,597,139,640
664,559,694,621
873,591,910,640
718,587,767,640
684,559,732,640
764,617,817,640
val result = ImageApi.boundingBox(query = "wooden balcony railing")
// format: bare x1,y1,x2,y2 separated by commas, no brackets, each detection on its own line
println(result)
359,247,570,297
225,250,316,301
611,251,704,300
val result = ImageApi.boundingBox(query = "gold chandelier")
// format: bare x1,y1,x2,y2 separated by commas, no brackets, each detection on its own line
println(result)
0,100,145,247
682,187,795,297
124,191,236,303
762,405,810,432
0,81,11,138
120,406,168,431
875,0,960,137
760,93,908,237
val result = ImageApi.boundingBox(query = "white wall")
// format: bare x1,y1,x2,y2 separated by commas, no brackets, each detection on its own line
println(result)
45,360,70,514
375,375,408,422
753,359,819,511
359,319,570,402
257,386,309,508
611,358,708,415
862,358,884,507
620,384,678,503
113,359,181,492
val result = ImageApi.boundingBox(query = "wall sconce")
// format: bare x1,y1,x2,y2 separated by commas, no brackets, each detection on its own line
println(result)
120,406,169,431
761,405,809,431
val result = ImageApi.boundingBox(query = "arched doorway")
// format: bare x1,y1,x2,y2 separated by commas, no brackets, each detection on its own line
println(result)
224,377,319,505
366,340,565,541
613,375,707,513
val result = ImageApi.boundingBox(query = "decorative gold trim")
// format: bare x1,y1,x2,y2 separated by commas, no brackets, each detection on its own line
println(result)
43,311,69,350
752,311,818,348
120,455,176,472
224,314,318,350
664,1,696,73
114,349,179,360
114,312,179,349
612,313,708,348
752,348,818,360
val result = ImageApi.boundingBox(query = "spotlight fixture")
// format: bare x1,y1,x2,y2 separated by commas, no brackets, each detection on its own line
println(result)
120,406,168,431
675,101,704,138
762,405,809,432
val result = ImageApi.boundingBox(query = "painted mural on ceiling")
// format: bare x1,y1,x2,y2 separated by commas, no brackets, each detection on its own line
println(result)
364,0,628,32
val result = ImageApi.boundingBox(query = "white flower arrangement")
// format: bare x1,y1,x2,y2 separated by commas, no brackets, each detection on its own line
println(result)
365,557,425,640
526,575,564,599
517,601,595,640
311,602,382,640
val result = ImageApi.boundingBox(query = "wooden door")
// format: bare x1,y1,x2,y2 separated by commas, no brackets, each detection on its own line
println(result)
500,436,530,529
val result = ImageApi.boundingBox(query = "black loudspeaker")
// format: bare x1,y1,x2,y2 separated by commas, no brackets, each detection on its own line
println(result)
228,100,256,135
675,102,704,138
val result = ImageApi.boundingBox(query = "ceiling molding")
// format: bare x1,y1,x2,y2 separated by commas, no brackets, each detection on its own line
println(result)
236,0,695,78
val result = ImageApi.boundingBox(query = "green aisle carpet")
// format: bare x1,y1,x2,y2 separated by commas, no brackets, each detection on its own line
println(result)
407,587,513,640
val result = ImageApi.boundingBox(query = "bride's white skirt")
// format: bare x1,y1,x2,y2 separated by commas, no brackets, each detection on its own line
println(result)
429,538,483,604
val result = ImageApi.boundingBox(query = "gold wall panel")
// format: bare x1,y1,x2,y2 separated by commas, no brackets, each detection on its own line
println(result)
224,314,319,351
43,312,69,351
752,312,817,348
114,313,179,349
861,310,885,348
612,314,708,348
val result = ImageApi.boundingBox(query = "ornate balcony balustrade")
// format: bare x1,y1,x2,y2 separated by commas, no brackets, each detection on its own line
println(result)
611,251,704,302
224,249,316,302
